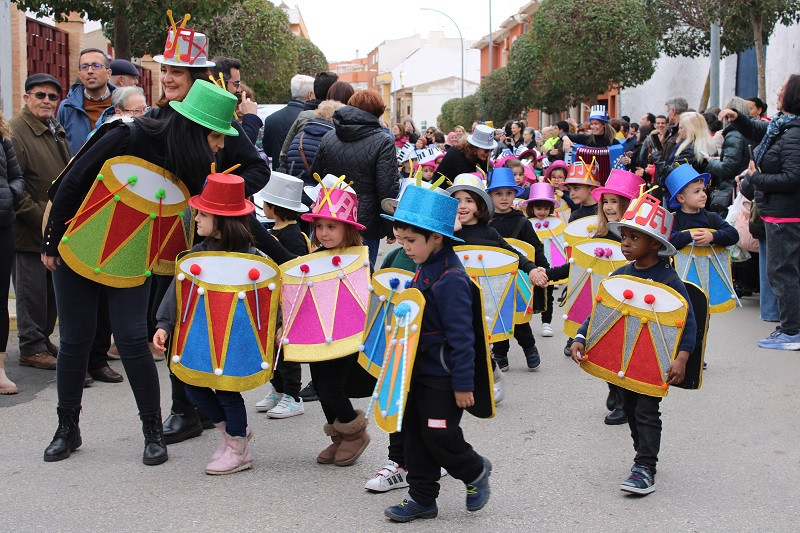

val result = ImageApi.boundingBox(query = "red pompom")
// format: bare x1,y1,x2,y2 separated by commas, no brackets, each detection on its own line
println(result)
644,293,656,304
332,255,341,266
190,264,201,275
248,268,260,281
623,289,634,300
300,264,310,274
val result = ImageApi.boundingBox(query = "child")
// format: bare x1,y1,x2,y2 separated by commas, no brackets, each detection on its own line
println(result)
544,159,576,216
153,173,260,475
254,173,311,418
380,185,492,522
571,192,696,495
420,160,438,183
487,167,549,371
523,182,561,337
563,159,599,222
300,181,371,467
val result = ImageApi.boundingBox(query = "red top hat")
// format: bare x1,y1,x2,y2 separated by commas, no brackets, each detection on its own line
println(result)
188,173,255,217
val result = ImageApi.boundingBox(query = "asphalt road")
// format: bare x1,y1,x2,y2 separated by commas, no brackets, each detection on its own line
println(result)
2,290,798,532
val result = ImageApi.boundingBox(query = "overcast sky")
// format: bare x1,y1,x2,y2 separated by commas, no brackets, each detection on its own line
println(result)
283,0,524,62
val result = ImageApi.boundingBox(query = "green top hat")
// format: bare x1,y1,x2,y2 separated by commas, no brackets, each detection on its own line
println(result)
169,80,239,136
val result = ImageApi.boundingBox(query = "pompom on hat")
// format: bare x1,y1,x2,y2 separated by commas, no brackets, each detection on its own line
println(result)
608,189,677,257
255,171,309,213
301,174,366,231
665,164,711,210
447,173,494,217
523,182,559,208
592,169,645,202
153,10,215,68
170,80,239,136
189,171,254,217
486,167,524,195
381,186,463,242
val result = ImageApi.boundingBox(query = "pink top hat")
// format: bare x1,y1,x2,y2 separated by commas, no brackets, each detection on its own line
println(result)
591,169,645,202
522,165,537,185
420,160,438,169
493,154,519,168
301,187,366,231
544,160,568,182
523,182,559,208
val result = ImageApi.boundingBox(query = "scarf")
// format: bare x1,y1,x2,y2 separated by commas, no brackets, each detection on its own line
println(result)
755,112,799,165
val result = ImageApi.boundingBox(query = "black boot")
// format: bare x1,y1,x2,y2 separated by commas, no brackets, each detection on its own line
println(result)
606,383,617,411
44,406,82,462
141,412,168,466
604,387,628,425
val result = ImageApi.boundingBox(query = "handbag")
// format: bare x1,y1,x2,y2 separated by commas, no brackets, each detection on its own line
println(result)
709,188,733,214
749,200,766,241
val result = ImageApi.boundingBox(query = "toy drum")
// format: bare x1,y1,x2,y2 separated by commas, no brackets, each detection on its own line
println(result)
170,252,281,392
506,238,546,323
675,237,739,314
531,216,568,275
563,214,599,248
59,156,192,288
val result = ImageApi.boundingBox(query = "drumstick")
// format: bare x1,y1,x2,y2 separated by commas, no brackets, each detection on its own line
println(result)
477,254,512,339
584,299,627,350
646,295,672,380
332,256,367,310
153,188,165,264
182,263,201,323
708,245,743,308
248,268,261,330
365,277,400,372
366,318,401,420
395,305,412,432
274,265,309,365
680,241,696,280
64,177,136,225
562,256,600,304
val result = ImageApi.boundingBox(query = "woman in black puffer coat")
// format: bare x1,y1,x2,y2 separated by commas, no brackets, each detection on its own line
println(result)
705,97,751,192
721,74,800,350
1,110,24,393
309,90,401,266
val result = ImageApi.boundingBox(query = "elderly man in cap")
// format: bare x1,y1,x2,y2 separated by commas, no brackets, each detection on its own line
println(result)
9,74,69,371
109,59,140,87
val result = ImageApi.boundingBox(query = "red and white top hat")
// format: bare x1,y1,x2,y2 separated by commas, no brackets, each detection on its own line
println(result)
153,10,215,68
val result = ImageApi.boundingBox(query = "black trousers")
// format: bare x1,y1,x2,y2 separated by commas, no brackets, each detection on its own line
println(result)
492,322,536,356
0,225,12,352
621,389,662,473
541,285,554,324
388,430,406,467
271,350,301,400
151,273,193,410
53,263,160,414
404,381,483,507
88,288,112,371
309,354,358,424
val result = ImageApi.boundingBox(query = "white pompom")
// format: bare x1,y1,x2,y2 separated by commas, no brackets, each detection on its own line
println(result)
381,410,388,417
485,316,491,323
586,268,593,274
283,337,290,345
238,291,246,299
379,295,386,302
338,272,344,279
363,260,371,266
261,361,270,370
568,257,574,264
390,339,398,346
358,344,365,352
396,399,402,406
267,283,276,291
177,273,186,281
325,336,333,344
563,241,569,248
411,325,418,332
214,368,223,376
197,287,205,295
372,392,379,399
171,355,180,363
385,326,392,333
617,370,625,378
368,285,374,292
306,280,314,287
399,338,406,345
562,314,568,320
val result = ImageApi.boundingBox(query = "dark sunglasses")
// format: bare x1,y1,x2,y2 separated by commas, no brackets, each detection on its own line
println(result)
28,91,59,102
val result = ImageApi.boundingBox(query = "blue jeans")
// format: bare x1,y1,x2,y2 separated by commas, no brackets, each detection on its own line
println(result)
758,239,780,322
184,385,247,437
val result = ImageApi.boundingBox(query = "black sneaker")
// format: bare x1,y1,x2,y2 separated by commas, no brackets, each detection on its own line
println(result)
524,346,541,371
384,499,438,522
563,338,574,357
492,354,509,372
298,381,318,402
620,464,655,495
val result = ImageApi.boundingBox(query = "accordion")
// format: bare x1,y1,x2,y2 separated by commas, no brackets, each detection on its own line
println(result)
568,144,624,186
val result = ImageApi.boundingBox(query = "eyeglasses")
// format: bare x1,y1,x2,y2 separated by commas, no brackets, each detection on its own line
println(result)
122,106,150,116
28,91,59,102
80,62,107,71
226,79,241,88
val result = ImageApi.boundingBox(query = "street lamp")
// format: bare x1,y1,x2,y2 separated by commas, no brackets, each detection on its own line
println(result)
420,8,464,100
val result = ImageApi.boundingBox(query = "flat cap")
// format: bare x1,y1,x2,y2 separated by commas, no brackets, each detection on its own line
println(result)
25,73,62,93
110,59,140,77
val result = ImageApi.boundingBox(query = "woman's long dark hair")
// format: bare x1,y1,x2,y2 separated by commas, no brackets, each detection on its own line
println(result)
137,113,215,194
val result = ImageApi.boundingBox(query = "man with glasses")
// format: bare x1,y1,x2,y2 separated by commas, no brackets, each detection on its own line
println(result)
210,56,263,145
57,48,116,155
9,74,70,372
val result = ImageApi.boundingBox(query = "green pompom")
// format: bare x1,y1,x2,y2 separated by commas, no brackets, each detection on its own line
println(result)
155,188,166,199
113,194,121,202
93,267,101,274
178,211,184,217
149,212,157,219
96,174,104,181
144,270,152,277
61,236,68,243
127,175,138,185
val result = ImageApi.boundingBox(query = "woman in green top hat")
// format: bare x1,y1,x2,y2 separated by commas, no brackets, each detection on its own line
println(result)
39,80,240,467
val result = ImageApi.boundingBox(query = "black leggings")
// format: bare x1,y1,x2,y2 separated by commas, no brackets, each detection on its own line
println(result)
0,225,12,352
53,263,160,414
309,354,358,424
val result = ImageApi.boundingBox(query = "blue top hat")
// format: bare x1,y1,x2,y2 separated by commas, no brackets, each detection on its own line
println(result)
665,164,711,210
487,167,524,195
381,185,463,242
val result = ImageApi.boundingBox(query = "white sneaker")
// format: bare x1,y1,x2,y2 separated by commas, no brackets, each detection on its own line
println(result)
266,394,305,418
255,387,281,412
365,461,409,492
541,323,554,337
493,369,505,404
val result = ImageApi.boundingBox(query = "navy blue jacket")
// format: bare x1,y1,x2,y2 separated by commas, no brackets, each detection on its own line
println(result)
285,118,334,186
263,100,305,170
412,246,476,392
669,208,739,250
576,259,697,354
57,82,116,155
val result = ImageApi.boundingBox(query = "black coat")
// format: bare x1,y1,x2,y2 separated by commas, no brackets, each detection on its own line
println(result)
262,100,305,170
706,125,749,191
436,146,489,182
0,136,24,227
309,106,401,240
731,114,800,218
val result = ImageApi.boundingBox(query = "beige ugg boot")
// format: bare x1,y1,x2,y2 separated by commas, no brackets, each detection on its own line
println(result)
0,352,18,394
333,410,370,466
317,422,342,464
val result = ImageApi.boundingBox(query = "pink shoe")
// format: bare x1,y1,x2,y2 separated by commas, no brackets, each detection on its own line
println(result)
210,424,253,462
205,433,254,475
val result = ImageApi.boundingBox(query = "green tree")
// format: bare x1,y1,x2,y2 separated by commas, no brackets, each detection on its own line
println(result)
293,34,328,77
476,66,525,126
508,0,660,112
438,94,481,132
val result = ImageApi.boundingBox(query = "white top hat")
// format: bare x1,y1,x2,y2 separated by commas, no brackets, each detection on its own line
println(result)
154,28,215,68
255,172,309,213
397,142,417,163
447,173,494,216
588,105,609,123
467,124,498,150
303,174,355,203
417,146,443,164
